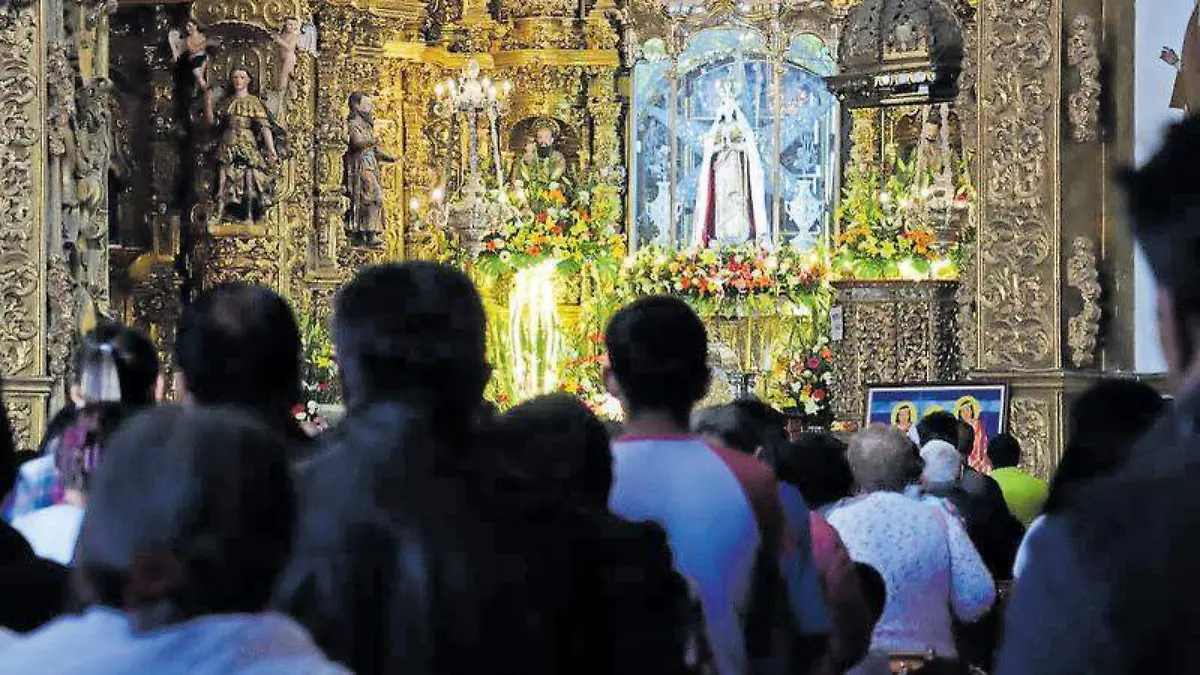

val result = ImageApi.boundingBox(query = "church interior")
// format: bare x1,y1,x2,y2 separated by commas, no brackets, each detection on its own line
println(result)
0,0,1165,474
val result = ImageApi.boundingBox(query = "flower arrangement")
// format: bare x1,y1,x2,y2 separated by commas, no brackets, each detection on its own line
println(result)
767,338,834,425
832,224,957,280
299,311,341,405
475,171,626,277
832,144,970,281
619,244,828,318
559,346,620,419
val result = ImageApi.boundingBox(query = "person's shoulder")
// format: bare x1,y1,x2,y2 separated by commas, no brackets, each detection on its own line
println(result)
0,609,125,674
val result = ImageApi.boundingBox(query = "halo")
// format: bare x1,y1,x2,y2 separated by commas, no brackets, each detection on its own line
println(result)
531,117,560,136
953,395,981,419
890,401,918,426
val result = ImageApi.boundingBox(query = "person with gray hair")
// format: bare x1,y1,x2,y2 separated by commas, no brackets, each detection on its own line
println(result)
920,441,965,487
845,424,922,493
826,425,995,671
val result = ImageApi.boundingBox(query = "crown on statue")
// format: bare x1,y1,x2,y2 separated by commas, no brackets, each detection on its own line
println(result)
532,117,560,138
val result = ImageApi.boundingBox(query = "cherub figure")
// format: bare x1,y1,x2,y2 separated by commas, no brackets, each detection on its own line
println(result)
168,20,220,96
273,18,317,98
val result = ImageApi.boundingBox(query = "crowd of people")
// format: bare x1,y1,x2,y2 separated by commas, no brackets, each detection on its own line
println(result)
2,118,1200,675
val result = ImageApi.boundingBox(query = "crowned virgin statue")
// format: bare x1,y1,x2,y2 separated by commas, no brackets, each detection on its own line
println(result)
691,82,771,249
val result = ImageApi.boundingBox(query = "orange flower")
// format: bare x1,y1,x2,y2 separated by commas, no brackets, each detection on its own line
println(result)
528,245,541,255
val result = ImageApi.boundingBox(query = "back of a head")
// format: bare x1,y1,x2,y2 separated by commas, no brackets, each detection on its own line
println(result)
605,296,708,420
175,283,300,411
76,405,295,620
774,432,853,508
987,433,1022,469
494,393,612,506
920,440,963,485
847,424,919,493
732,397,789,459
76,321,159,408
917,410,959,447
955,420,974,458
1120,117,1200,322
1047,379,1167,512
691,403,761,455
334,263,488,418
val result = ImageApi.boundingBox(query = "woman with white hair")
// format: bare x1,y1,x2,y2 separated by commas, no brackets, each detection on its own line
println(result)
826,425,995,671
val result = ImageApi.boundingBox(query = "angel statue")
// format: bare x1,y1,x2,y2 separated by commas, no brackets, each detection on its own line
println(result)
273,18,317,98
205,69,286,223
691,81,770,250
168,19,220,97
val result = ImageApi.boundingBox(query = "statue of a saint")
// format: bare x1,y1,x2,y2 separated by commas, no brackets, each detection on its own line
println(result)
344,92,395,247
1163,1,1200,115
914,121,947,179
208,69,282,224
691,83,770,249
513,122,567,185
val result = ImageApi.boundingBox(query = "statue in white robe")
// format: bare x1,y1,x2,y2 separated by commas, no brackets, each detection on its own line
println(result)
691,83,771,249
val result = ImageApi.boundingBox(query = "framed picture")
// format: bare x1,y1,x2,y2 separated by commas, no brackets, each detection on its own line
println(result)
864,383,1009,446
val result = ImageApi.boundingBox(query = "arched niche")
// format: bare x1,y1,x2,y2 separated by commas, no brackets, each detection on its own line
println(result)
627,19,839,253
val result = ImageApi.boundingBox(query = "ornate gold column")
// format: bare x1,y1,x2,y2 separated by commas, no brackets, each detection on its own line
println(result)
0,4,50,450
973,0,1077,474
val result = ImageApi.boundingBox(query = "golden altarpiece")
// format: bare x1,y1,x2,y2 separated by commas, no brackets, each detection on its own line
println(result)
0,0,1136,475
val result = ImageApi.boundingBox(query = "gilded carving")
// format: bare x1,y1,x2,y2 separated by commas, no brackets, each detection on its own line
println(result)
954,18,978,374
4,398,32,451
193,0,312,31
1066,13,1100,145
831,281,960,423
0,10,42,378
1010,394,1053,477
977,0,1058,370
1066,236,1101,369
45,252,76,386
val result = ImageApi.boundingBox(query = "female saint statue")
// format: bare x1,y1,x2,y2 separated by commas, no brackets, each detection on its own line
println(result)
691,82,770,249
207,69,283,223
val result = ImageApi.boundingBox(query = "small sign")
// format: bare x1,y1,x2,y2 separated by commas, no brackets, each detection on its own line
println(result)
830,305,844,341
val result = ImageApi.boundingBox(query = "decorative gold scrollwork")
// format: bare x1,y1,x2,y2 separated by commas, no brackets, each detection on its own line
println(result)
1066,236,1101,369
0,10,41,378
977,0,1058,371
1010,394,1053,477
1066,13,1100,144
